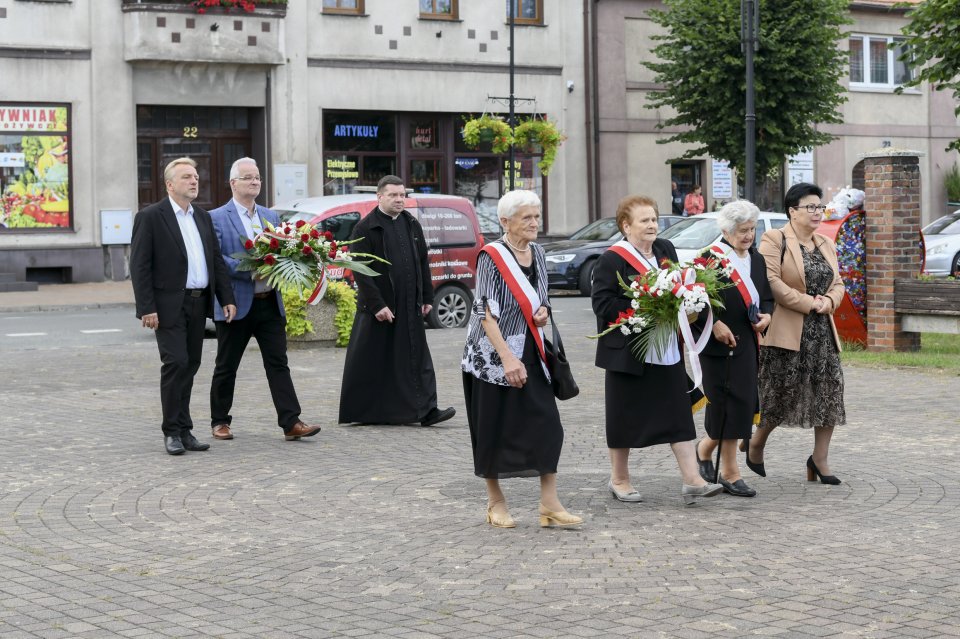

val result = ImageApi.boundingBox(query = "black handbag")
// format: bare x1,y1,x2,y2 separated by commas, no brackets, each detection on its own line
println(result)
544,309,579,400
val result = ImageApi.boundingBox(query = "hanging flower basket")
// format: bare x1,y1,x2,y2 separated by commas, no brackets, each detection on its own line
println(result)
513,118,566,176
461,115,514,155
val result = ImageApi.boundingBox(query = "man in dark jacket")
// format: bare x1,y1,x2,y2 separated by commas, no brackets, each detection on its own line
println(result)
338,175,455,427
130,157,237,455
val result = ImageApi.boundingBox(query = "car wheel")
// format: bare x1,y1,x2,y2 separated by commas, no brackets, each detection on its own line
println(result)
427,285,472,329
952,252,960,278
578,259,597,297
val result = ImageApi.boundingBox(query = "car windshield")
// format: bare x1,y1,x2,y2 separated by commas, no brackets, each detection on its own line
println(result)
276,210,314,225
658,217,721,249
923,211,960,235
570,218,619,241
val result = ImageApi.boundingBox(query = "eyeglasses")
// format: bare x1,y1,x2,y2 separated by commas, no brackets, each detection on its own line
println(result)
235,175,261,182
793,204,827,214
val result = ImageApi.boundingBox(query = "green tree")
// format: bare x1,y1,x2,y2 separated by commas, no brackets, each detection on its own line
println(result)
644,0,849,180
896,0,960,152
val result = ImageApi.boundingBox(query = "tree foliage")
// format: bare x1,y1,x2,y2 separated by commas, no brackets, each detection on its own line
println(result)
896,0,960,152
644,0,850,178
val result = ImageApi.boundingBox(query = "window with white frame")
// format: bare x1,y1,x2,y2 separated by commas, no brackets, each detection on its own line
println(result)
849,35,913,89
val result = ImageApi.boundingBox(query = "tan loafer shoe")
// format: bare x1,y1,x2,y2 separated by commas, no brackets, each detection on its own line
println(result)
211,424,234,440
284,421,321,441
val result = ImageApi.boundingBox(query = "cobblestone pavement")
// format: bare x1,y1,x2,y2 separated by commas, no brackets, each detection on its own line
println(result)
2,297,959,638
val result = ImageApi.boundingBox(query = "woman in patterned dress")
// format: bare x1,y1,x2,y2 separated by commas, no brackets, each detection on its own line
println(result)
461,190,583,529
750,182,847,484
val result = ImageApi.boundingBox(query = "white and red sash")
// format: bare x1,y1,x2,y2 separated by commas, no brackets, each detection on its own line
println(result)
607,240,653,275
709,244,759,310
481,243,550,377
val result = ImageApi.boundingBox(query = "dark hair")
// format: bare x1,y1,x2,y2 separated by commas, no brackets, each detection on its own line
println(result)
692,184,701,191
377,175,404,193
615,194,659,234
784,182,823,218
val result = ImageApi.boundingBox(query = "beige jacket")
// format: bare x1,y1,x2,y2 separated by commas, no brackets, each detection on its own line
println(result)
758,224,845,352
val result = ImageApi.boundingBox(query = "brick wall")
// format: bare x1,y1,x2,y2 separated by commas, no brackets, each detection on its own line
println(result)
862,152,922,352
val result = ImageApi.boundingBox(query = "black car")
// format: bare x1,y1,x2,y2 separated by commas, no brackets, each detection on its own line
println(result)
543,216,685,295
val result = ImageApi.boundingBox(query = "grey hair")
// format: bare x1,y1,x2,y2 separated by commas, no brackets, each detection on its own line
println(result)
229,157,258,181
497,189,541,221
716,199,760,234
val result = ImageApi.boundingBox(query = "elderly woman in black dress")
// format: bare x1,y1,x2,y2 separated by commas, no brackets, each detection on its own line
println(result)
461,190,583,529
592,194,722,505
749,182,847,483
693,200,773,497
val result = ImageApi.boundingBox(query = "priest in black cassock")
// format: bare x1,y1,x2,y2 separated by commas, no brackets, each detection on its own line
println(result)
338,175,456,427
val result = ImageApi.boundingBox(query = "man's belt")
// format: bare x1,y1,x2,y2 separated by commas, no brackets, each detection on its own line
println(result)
185,288,207,297
253,292,273,299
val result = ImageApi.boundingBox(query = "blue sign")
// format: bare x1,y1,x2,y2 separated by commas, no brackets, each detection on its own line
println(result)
332,124,380,138
455,158,480,170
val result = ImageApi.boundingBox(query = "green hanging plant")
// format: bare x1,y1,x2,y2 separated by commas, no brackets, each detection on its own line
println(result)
513,118,566,176
281,288,313,337
281,280,357,346
461,115,514,154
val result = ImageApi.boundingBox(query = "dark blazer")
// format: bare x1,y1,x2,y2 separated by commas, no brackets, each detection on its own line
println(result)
349,208,434,315
591,238,677,375
209,200,284,322
130,197,235,328
694,241,774,358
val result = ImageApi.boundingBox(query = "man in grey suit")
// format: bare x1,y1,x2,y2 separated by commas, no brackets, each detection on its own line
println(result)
208,157,320,442
130,157,237,455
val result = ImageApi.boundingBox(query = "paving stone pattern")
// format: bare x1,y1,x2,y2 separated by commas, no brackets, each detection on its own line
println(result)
1,298,959,638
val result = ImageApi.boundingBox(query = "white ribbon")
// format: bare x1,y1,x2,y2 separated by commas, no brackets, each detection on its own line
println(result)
671,267,714,390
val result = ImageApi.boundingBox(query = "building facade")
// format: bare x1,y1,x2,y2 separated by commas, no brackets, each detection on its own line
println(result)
589,0,960,223
0,0,588,282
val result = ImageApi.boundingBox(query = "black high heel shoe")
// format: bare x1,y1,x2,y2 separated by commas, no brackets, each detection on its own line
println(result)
744,443,766,478
806,455,841,485
695,439,715,483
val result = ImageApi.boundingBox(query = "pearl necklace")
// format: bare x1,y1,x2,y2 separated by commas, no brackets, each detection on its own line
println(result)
502,234,531,253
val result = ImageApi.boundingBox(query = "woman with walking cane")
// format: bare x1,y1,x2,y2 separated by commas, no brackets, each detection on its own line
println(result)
694,200,773,497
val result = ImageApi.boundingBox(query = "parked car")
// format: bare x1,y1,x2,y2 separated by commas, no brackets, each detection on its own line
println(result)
922,210,960,277
273,193,484,328
544,215,685,295
658,211,790,263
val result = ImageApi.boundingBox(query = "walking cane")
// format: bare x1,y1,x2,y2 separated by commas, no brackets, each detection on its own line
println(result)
713,341,737,485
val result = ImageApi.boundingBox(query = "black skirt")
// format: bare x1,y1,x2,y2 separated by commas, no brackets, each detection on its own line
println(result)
463,329,564,479
700,338,758,441
605,362,696,448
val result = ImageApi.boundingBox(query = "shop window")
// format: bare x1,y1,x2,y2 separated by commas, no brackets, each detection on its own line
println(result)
409,158,442,193
322,0,364,15
324,112,396,153
506,0,542,25
420,0,457,20
410,119,439,150
418,207,475,247
323,154,396,195
454,156,500,234
0,103,72,231
849,35,913,90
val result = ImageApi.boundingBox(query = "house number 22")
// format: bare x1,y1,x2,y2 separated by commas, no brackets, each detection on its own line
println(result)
183,126,199,138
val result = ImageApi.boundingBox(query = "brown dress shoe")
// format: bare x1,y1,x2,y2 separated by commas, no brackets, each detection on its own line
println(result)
284,421,321,441
211,424,234,440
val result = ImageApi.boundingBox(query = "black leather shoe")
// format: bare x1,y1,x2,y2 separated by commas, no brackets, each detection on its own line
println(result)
719,477,757,497
165,435,185,455
180,432,210,452
695,440,715,483
421,406,455,427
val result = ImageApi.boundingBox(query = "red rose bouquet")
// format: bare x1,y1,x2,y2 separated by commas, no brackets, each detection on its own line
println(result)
232,219,387,303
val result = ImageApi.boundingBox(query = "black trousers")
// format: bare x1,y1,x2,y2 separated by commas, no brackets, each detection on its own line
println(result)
210,295,301,431
155,293,208,437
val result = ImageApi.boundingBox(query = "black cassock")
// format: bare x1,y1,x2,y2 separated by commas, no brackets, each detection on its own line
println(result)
338,209,438,424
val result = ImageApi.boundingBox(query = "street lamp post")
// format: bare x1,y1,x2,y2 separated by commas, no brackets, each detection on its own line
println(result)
741,0,759,202
508,1,516,191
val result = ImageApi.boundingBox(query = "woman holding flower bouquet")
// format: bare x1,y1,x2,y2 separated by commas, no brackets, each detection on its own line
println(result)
692,200,774,498
591,195,722,505
461,190,583,529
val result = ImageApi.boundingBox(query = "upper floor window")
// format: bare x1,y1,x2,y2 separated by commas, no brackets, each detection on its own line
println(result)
322,0,363,15
506,0,542,25
849,35,913,90
420,0,457,20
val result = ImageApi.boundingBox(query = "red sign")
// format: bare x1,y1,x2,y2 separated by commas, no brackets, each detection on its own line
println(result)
0,106,68,133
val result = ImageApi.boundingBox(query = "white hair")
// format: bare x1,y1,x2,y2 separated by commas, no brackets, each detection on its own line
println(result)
497,189,541,221
716,199,760,234
229,157,258,181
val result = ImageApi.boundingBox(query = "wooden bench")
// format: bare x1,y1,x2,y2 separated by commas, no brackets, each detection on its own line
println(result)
894,278,960,334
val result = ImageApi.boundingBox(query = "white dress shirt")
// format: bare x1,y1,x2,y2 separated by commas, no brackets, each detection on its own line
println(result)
168,196,209,289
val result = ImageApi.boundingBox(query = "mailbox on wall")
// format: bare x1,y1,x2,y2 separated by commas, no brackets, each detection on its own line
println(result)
101,209,133,245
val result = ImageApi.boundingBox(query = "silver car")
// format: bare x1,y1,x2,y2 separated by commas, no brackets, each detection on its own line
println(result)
658,211,789,263
923,210,960,277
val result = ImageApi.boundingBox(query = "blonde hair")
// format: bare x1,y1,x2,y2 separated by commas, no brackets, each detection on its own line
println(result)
163,157,197,183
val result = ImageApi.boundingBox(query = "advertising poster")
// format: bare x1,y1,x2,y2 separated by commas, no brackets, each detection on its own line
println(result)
0,104,71,230
711,159,733,200
788,151,814,186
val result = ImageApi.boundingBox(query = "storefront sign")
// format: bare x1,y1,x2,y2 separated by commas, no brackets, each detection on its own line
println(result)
331,124,380,138
326,158,359,179
711,159,733,199
1,103,72,231
788,151,814,186
0,106,68,133
455,158,479,170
